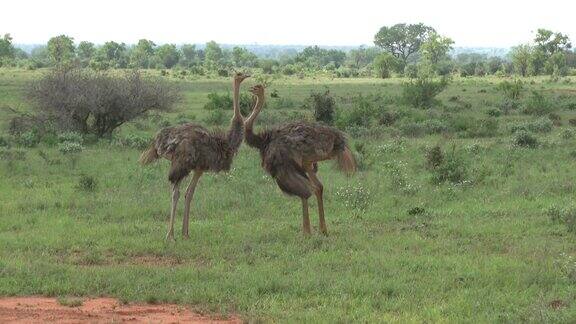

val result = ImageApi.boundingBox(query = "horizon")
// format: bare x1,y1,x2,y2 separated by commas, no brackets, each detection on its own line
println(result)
2,0,575,48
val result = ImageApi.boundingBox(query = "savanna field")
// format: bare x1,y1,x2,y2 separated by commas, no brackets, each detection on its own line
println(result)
2,69,576,322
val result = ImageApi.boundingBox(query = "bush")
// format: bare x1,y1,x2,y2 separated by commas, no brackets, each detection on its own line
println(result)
465,118,499,137
523,91,552,116
58,141,84,154
512,130,538,148
308,90,335,125
335,183,371,216
511,118,553,134
77,175,97,192
498,79,524,100
431,148,468,184
486,108,502,117
338,95,378,128
15,131,39,148
203,92,252,116
402,76,449,109
27,67,180,137
204,110,226,125
425,145,444,170
118,134,151,150
57,132,83,144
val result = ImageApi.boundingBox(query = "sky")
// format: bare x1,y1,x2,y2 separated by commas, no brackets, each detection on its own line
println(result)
1,0,575,48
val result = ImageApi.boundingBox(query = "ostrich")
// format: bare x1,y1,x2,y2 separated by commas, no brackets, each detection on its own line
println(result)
244,85,356,235
139,73,250,240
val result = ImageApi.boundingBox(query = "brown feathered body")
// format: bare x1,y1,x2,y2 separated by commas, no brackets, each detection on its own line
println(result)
245,122,355,199
140,119,243,183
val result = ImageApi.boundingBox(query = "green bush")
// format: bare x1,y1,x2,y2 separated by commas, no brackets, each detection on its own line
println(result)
204,110,226,125
58,141,84,154
498,79,524,100
512,130,538,148
523,91,552,116
402,76,449,109
58,132,84,144
511,118,553,134
308,90,335,125
119,134,151,150
77,174,97,192
486,108,502,117
431,148,469,184
425,145,444,170
15,131,39,148
203,92,252,116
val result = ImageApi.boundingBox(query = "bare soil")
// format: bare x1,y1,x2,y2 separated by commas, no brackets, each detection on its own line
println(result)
0,297,240,323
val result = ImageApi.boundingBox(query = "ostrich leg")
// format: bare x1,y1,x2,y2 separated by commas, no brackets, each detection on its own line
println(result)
182,170,203,239
167,181,181,241
308,171,327,235
301,198,311,235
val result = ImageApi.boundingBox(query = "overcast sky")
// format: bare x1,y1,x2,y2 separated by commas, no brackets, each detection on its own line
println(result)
2,0,575,47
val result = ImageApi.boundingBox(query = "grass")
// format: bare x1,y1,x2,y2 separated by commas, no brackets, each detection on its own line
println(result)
1,69,576,322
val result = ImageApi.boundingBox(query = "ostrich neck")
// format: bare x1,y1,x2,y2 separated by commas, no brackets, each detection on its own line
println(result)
244,96,265,150
226,80,243,154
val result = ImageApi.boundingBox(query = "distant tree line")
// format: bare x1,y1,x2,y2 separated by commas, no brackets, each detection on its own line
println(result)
0,27,574,78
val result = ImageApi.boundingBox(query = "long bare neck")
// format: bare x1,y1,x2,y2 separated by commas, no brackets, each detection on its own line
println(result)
227,80,243,154
244,96,265,149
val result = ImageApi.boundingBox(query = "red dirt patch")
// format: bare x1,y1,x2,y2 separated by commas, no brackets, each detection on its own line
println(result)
0,297,240,323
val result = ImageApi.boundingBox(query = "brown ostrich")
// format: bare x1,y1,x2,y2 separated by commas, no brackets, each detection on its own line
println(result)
139,73,250,240
244,85,356,235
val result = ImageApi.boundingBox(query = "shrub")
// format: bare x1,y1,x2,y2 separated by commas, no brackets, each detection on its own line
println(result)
338,96,377,128
335,183,371,216
15,131,39,148
511,118,553,134
512,130,538,148
569,118,576,127
118,134,150,150
548,113,562,126
203,92,252,116
27,67,180,137
402,76,449,109
523,91,552,116
77,175,97,192
57,132,83,144
498,79,524,100
204,110,226,125
465,118,499,137
431,148,468,184
58,141,83,154
425,145,444,170
486,108,502,117
0,137,9,147
308,90,335,125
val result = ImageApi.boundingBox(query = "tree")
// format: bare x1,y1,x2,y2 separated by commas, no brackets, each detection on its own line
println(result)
232,46,258,67
155,44,180,68
346,46,380,69
510,44,532,76
47,35,75,64
420,33,454,66
130,39,156,68
373,52,400,78
0,34,15,60
204,41,223,70
534,28,571,55
295,46,346,68
92,41,128,69
179,44,200,67
77,41,95,67
374,23,436,66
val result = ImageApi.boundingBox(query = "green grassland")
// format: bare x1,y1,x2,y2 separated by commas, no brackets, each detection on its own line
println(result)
1,69,576,322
